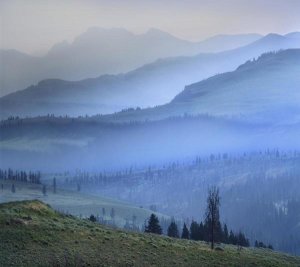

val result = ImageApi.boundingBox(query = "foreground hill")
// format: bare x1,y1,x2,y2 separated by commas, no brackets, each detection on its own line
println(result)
1,33,300,119
0,28,261,97
0,200,299,267
0,180,164,228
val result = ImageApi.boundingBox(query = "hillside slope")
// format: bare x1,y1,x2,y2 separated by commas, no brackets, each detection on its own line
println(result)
0,180,165,228
92,49,300,124
0,200,299,267
171,49,300,123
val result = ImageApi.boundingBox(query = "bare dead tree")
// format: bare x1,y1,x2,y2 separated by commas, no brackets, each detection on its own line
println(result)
205,186,220,250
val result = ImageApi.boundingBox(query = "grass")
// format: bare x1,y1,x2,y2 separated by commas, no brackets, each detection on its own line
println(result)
0,181,167,228
0,200,300,267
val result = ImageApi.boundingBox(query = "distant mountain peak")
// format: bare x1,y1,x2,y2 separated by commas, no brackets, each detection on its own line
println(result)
285,31,300,38
84,26,132,34
146,28,170,35
203,33,262,41
260,33,285,41
72,27,135,45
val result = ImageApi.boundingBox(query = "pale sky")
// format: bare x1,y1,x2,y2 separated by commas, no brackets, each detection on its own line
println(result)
1,0,300,55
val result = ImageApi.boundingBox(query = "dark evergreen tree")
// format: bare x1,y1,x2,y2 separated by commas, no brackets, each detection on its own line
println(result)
223,223,229,243
53,177,57,194
229,230,237,245
190,221,200,240
89,214,97,222
42,185,47,196
145,214,162,235
199,221,206,241
255,240,272,249
132,214,137,228
110,208,115,220
237,231,250,247
215,221,223,243
181,223,190,239
167,221,179,238
258,241,266,248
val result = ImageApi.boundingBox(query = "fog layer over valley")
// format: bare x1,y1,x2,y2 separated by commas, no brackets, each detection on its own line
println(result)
1,50,300,169
1,115,300,172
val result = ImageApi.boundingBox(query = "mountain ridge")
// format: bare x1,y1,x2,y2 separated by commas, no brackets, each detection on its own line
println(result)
0,28,262,96
1,34,300,119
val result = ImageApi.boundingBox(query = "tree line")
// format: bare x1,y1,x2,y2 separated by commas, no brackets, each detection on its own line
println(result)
143,187,272,250
0,168,41,184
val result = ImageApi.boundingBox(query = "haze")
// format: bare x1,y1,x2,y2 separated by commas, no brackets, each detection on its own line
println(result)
1,0,300,55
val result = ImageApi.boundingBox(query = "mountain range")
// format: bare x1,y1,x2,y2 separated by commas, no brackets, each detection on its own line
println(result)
0,28,264,97
1,49,300,170
171,49,300,123
1,32,300,119
98,49,300,124
0,28,262,97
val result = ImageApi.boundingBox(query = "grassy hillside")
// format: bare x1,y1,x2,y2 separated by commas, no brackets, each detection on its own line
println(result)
0,181,167,228
0,200,299,267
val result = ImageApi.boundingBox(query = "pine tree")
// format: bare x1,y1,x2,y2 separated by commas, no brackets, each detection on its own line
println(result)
89,214,97,222
110,208,115,220
42,185,47,196
145,214,162,235
181,223,190,239
199,221,206,241
53,177,57,194
229,230,237,245
167,221,179,238
237,231,249,247
132,214,137,228
190,221,200,240
223,224,229,243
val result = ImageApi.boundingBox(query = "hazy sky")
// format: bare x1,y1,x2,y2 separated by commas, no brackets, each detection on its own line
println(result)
1,0,300,55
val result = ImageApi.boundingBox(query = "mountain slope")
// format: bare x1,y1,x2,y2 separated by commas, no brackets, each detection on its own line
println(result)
171,49,300,122
1,200,299,267
0,28,261,96
1,33,300,119
196,33,262,52
96,49,300,124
